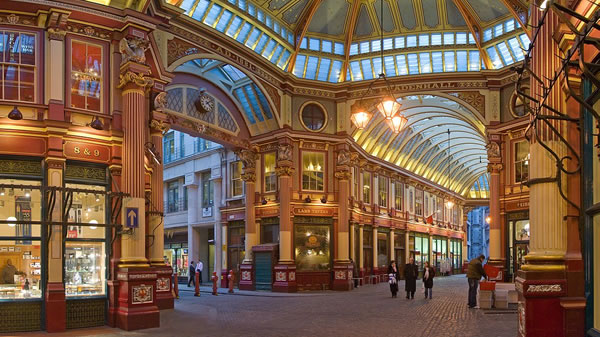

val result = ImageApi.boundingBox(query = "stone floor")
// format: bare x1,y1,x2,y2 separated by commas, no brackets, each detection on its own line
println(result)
12,275,517,337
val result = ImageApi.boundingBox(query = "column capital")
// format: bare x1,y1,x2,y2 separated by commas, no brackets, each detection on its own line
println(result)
235,148,258,170
335,170,351,181
149,118,170,136
118,69,154,90
275,166,295,177
487,163,503,173
47,27,67,41
241,172,256,183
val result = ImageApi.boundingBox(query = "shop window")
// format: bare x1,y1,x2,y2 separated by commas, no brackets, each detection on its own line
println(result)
378,176,388,208
0,30,36,102
202,172,214,209
0,179,42,299
301,103,326,131
65,183,106,297
363,171,371,204
261,223,279,244
231,161,243,197
294,224,330,271
412,233,429,271
264,152,277,193
415,189,423,216
377,232,389,267
302,152,324,191
70,40,102,112
363,227,373,274
515,219,530,241
515,141,529,184
394,182,403,211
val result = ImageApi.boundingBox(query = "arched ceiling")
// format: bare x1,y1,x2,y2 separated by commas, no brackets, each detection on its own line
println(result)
352,94,488,196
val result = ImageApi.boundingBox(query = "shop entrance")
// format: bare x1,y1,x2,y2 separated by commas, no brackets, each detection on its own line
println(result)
506,211,529,281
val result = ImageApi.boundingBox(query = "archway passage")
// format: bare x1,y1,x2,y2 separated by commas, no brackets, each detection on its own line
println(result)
352,94,488,195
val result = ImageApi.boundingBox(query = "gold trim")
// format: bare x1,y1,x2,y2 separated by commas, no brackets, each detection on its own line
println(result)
119,263,151,268
120,258,149,263
524,254,565,261
520,264,566,272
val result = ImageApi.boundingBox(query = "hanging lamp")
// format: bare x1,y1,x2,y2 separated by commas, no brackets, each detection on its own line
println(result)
444,128,454,209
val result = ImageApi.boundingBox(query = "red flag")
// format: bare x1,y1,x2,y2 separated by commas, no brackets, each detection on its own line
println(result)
426,215,433,224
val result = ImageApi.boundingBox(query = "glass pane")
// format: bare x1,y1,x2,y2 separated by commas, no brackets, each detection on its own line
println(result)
419,52,431,73
443,33,454,45
305,56,319,80
359,41,370,54
394,36,405,48
317,58,331,81
3,65,18,100
20,33,35,66
328,60,342,83
444,51,455,72
486,47,503,69
294,225,330,271
456,51,468,71
406,35,417,47
418,34,429,46
377,232,388,266
0,240,42,299
65,184,106,239
497,41,515,65
431,52,443,73
372,57,382,77
361,59,373,80
0,179,42,240
384,55,396,76
396,55,408,75
65,242,106,297
5,32,19,63
407,53,419,74
469,51,480,71
19,66,34,102
321,40,332,53
334,42,344,55
349,43,358,56
515,220,530,241
309,38,320,51
225,16,243,37
371,39,381,52
215,10,233,32
292,54,306,77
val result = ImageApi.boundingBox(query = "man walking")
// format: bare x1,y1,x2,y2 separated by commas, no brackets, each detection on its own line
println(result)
196,260,204,285
187,261,196,287
467,254,487,308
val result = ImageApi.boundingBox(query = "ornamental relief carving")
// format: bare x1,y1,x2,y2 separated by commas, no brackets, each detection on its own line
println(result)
337,150,350,166
236,149,258,170
154,92,168,111
241,172,256,183
277,144,292,162
120,37,149,65
149,119,170,135
450,91,485,117
118,71,154,89
527,284,562,293
275,166,295,177
66,23,112,40
299,141,328,150
132,284,153,304
486,141,501,158
0,13,34,26
167,38,201,66
335,170,351,180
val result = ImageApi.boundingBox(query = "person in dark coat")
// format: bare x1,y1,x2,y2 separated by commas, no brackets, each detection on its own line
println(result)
187,261,196,287
404,257,418,299
387,260,400,298
350,258,359,288
422,261,435,299
467,255,487,308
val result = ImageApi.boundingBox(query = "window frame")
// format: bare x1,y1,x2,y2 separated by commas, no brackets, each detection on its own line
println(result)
394,181,403,211
301,150,325,192
514,140,530,184
362,171,371,204
299,101,328,132
263,152,277,193
378,175,388,208
231,161,243,198
0,27,42,103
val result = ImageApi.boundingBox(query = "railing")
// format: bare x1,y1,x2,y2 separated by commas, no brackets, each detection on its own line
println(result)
166,200,188,213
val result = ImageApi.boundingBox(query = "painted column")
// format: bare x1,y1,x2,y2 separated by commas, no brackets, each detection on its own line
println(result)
212,177,223,286
220,222,228,288
405,231,410,263
390,230,395,263
273,141,296,292
487,161,504,277
115,34,159,331
333,147,352,290
350,224,356,262
238,148,257,290
372,227,378,272
359,225,364,278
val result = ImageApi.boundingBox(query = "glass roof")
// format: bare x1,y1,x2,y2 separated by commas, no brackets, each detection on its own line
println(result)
353,95,488,196
469,173,490,199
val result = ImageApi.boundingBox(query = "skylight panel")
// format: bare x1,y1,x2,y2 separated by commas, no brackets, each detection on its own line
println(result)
444,51,455,72
238,0,246,10
360,41,370,54
255,84,273,119
225,16,243,37
257,9,265,22
329,60,342,82
234,88,255,124
432,52,443,73
277,49,291,69
261,39,276,58
247,3,256,17
361,59,374,80
305,56,319,80
300,37,307,49
215,10,233,32
469,51,480,71
255,34,269,53
431,33,442,46
274,22,280,35
350,61,362,81
493,24,503,38
372,40,381,52
287,32,294,44
383,38,394,50
293,54,306,77
505,19,515,33
406,35,417,48
244,85,265,121
496,41,514,65
223,64,247,81
346,68,351,82
266,16,273,29
407,53,419,74
334,42,344,55
322,40,332,53
384,55,396,76
419,52,431,73
270,45,284,62
180,0,196,13
317,58,331,81
443,33,454,45
395,37,405,49
203,4,222,27
486,46,503,69
372,57,382,76
236,22,252,43
519,34,531,50
468,34,475,44
309,38,320,51
191,0,210,20
245,28,261,48
419,34,430,47
483,29,492,42
456,51,468,71
349,43,359,56
396,55,408,75
456,33,467,45
228,0,235,4
508,38,524,61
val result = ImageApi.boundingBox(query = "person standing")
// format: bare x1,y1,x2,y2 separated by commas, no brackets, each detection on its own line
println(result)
387,260,400,298
422,261,435,299
404,257,418,299
187,261,196,287
467,254,487,308
350,258,359,288
196,260,204,285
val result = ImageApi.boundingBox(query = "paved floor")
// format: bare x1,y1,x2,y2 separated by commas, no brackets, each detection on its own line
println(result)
10,275,517,337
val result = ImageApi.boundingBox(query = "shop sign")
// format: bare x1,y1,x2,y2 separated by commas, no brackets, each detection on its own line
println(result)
506,200,529,212
256,207,278,217
293,207,334,217
293,216,334,225
64,141,110,163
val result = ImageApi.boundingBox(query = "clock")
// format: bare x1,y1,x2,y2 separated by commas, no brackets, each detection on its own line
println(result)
195,89,214,114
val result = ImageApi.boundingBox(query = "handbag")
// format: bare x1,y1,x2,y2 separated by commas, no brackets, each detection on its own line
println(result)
388,273,397,284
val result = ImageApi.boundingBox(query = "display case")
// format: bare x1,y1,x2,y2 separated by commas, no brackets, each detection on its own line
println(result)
65,242,105,297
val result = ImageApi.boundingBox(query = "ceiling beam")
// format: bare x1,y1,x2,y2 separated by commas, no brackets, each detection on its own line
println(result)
497,0,532,39
341,0,362,81
451,0,493,69
286,0,323,72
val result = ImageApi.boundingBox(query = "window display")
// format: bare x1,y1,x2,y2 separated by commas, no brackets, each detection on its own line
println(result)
65,242,105,296
302,152,324,191
412,233,429,271
377,232,389,266
264,152,276,193
294,224,330,271
71,40,102,111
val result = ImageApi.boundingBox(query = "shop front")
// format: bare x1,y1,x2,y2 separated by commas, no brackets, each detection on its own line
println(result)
164,231,188,284
450,238,463,274
393,230,406,278
227,220,245,288
506,210,529,281
410,232,430,276
432,236,448,274
293,216,332,290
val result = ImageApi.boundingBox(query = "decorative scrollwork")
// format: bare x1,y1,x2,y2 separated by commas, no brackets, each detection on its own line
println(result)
277,144,292,162
241,172,256,183
154,92,168,111
149,119,170,135
119,37,149,65
335,170,351,180
236,149,257,170
118,71,154,89
275,166,295,177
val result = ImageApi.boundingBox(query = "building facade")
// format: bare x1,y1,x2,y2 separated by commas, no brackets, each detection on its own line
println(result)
467,206,489,262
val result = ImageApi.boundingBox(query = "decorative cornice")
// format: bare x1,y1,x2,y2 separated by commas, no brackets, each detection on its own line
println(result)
47,27,67,41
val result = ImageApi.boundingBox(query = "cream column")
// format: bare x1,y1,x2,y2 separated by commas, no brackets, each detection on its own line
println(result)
335,168,351,263
213,177,223,280
149,118,169,266
373,227,378,269
487,162,503,265
390,230,395,263
350,224,356,262
238,149,258,263
118,62,154,267
221,223,228,271
276,141,294,263
46,160,64,283
359,225,364,269
405,231,410,262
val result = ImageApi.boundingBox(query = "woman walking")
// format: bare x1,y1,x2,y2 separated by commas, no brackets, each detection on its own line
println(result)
404,257,418,299
423,261,435,299
388,260,400,298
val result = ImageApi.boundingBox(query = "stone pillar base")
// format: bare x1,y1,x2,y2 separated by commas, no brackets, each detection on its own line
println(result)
116,267,160,331
154,265,174,310
272,264,297,292
238,263,254,291
332,263,353,291
107,279,119,327
45,282,66,333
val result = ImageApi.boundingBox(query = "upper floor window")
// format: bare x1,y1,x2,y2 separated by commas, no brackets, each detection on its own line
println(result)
363,171,371,204
515,141,529,184
301,103,326,131
0,30,36,102
302,152,324,191
202,172,214,208
70,40,102,112
415,189,423,216
394,182,403,211
167,181,179,213
231,161,243,197
378,176,388,208
163,131,175,163
264,152,277,193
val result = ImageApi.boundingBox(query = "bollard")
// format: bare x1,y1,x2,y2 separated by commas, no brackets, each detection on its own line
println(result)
211,271,218,296
194,271,200,297
173,272,179,299
228,270,235,294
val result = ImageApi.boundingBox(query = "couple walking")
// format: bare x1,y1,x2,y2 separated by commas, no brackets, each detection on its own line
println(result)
388,258,435,299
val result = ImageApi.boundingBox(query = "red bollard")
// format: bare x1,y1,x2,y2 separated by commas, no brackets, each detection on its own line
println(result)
173,272,179,299
228,270,235,294
194,271,200,297
211,271,218,296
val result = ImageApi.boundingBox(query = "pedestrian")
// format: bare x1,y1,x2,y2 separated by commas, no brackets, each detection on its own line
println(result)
387,260,399,298
196,260,204,285
187,261,196,287
404,257,418,299
467,254,487,309
350,258,359,288
422,261,435,299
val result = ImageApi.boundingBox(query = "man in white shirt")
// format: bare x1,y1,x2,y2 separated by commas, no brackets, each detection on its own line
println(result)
195,260,203,284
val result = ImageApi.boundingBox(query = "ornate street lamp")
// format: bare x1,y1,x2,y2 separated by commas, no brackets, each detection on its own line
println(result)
350,105,372,130
385,114,408,134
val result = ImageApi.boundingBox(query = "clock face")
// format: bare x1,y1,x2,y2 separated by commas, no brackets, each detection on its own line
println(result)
199,94,214,113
